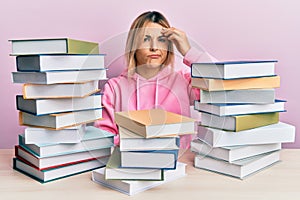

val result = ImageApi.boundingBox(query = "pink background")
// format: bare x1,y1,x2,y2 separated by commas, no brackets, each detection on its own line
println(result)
0,0,299,148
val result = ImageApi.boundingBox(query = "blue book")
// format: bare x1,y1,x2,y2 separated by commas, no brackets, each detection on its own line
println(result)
194,99,286,116
19,126,114,157
120,149,179,170
191,60,277,79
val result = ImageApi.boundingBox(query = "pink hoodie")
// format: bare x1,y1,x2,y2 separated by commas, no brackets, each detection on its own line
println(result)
94,47,217,148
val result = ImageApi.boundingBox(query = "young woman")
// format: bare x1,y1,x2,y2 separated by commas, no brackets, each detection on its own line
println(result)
95,11,216,148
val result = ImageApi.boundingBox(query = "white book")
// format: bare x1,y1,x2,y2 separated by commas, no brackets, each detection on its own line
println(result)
16,54,105,71
19,109,102,130
10,38,99,55
191,139,281,163
197,122,295,147
92,162,186,196
13,157,108,183
200,89,275,104
194,151,280,179
120,149,178,169
15,145,111,170
119,126,179,151
25,125,85,144
194,100,286,116
22,81,99,99
19,126,114,157
17,94,102,115
12,69,107,84
105,147,163,180
191,60,276,79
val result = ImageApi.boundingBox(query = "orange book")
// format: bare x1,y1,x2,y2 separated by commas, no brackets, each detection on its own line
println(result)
114,109,195,138
191,76,280,91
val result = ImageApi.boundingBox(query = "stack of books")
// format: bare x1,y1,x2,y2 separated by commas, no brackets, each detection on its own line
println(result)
92,109,195,195
190,60,296,179
10,38,114,183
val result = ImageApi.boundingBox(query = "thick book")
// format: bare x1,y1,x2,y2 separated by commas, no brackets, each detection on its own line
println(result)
16,54,105,72
200,89,275,104
13,156,108,183
115,109,195,138
191,60,276,79
22,81,99,99
191,139,281,163
12,69,107,84
194,100,286,116
10,38,99,55
120,149,178,169
17,94,102,115
191,76,280,91
92,162,186,196
19,126,114,157
197,122,295,147
19,109,102,130
194,150,280,179
24,125,85,144
105,147,163,181
119,126,180,151
15,145,111,170
201,112,279,131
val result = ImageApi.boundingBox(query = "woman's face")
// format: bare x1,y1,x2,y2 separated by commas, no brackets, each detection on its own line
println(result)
135,22,169,68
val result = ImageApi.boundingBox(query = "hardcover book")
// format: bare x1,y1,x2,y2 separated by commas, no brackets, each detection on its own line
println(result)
119,126,179,151
191,139,281,163
16,54,105,72
194,151,280,179
10,38,99,55
12,69,107,84
191,76,280,91
191,60,276,79
19,126,114,157
92,162,186,196
17,94,102,115
200,89,275,104
194,100,286,116
197,122,295,147
115,109,195,138
19,109,102,130
105,147,164,181
201,112,279,132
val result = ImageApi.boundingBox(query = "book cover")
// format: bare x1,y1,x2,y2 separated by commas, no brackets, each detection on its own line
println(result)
191,76,280,91
10,38,99,55
16,94,102,116
16,54,105,72
197,122,295,147
191,60,276,79
105,147,164,181
115,109,195,138
194,100,286,116
22,81,100,99
201,112,280,131
92,162,186,196
12,69,107,84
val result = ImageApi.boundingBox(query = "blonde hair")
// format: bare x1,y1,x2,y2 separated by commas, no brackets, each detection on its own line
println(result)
125,11,174,76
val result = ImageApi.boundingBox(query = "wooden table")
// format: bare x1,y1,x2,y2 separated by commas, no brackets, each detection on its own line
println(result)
1,149,300,200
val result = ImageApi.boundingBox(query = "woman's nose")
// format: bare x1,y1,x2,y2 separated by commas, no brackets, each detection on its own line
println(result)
150,40,158,51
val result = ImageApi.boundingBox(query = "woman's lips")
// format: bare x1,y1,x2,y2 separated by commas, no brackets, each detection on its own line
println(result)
148,54,161,59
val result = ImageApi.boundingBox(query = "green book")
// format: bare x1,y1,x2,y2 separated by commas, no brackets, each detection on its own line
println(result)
105,147,164,181
201,112,280,132
10,38,99,55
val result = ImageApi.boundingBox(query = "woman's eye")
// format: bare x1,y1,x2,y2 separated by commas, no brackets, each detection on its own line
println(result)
144,37,150,42
158,38,166,42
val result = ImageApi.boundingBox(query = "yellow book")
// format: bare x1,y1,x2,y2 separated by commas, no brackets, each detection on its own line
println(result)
201,112,280,132
192,76,280,91
114,109,195,138
10,38,99,55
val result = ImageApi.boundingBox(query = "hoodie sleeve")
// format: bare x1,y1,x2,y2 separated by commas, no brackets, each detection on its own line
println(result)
94,81,119,139
181,47,219,104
